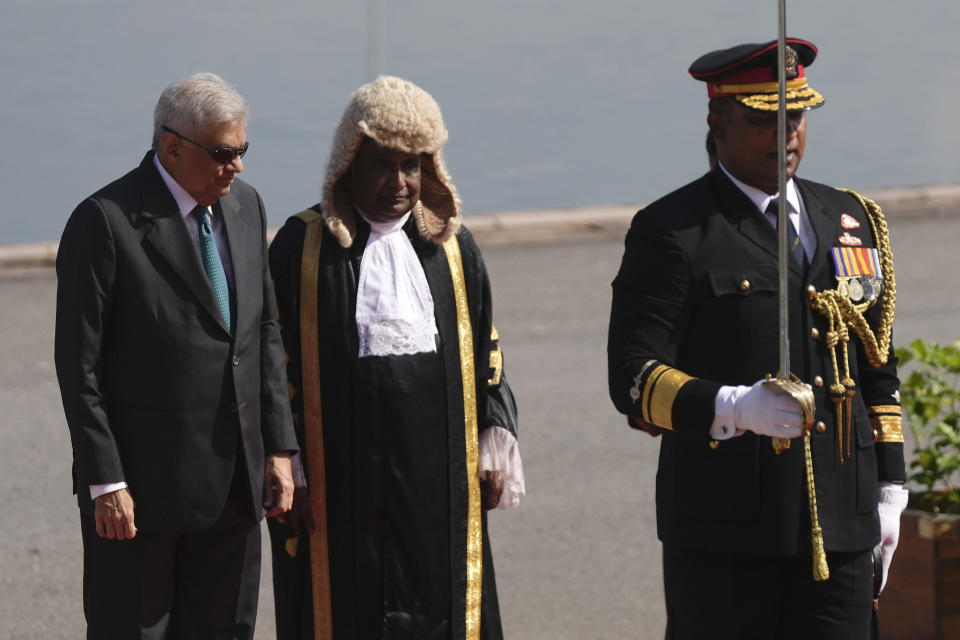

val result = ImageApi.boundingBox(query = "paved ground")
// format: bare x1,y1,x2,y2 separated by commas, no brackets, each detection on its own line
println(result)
1,211,958,639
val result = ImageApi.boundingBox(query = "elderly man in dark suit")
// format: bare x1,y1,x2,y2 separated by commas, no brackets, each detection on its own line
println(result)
608,40,908,639
55,72,298,639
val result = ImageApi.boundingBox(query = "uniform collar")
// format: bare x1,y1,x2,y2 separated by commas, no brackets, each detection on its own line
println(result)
718,161,801,216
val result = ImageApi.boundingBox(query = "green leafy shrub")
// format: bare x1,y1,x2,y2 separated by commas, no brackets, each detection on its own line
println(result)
897,339,960,514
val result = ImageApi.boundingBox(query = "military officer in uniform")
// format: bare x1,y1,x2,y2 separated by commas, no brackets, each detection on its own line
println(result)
607,39,908,639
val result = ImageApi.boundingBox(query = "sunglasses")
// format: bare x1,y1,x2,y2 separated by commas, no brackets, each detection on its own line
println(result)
161,125,249,164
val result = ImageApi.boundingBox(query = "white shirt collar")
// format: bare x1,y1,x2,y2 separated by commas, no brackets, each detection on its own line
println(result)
152,152,206,218
718,161,801,216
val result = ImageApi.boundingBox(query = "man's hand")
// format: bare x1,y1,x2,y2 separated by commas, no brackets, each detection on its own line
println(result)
480,469,504,511
277,487,316,534
628,415,665,437
729,381,805,439
94,488,137,540
264,453,295,518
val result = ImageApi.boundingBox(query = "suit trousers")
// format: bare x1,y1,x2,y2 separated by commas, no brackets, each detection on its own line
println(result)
80,454,261,640
662,544,873,640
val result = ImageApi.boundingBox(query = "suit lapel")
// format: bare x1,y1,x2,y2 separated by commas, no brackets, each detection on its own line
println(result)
797,179,838,283
138,155,231,335
219,192,246,334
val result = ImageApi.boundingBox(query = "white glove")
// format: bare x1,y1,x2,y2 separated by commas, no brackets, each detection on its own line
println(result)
877,482,909,592
710,381,804,441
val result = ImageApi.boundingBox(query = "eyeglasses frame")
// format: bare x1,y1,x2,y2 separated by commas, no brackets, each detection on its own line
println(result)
161,125,249,165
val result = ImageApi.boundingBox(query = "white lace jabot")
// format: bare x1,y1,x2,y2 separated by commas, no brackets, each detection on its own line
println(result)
355,209,439,358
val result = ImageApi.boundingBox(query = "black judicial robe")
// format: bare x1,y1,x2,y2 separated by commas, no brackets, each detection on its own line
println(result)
267,208,517,640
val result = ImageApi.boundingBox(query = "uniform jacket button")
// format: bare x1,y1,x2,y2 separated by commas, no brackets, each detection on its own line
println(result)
810,328,820,340
813,376,824,387
740,279,751,292
815,421,826,434
807,284,816,294
232,355,240,367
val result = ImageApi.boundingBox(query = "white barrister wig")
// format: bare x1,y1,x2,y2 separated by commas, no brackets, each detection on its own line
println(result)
322,75,461,247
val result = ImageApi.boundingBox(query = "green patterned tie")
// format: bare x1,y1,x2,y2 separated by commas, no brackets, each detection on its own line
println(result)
193,205,232,331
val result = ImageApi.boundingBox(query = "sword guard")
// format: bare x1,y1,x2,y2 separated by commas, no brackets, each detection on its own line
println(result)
762,373,817,454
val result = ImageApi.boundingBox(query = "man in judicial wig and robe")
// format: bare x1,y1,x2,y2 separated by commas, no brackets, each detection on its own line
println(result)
267,75,525,640
608,40,909,638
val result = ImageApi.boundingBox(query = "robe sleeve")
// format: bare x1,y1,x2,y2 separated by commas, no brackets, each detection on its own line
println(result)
457,226,524,507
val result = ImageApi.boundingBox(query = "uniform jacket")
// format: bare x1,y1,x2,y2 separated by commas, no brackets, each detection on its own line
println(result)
55,151,297,532
608,166,905,555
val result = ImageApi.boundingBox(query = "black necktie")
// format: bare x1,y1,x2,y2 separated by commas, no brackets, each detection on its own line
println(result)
766,197,808,270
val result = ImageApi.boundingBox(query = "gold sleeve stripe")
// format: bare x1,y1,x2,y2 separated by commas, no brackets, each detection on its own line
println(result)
871,415,904,443
488,347,503,386
648,368,696,430
640,364,669,425
487,325,503,386
639,364,695,431
868,404,902,416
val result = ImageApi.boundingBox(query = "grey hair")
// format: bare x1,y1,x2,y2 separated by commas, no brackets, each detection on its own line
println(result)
151,72,248,149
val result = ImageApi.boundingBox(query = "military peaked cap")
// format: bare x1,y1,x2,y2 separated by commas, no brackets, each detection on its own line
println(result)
689,38,824,111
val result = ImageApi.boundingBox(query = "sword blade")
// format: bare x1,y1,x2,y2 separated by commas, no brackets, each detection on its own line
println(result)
777,0,790,379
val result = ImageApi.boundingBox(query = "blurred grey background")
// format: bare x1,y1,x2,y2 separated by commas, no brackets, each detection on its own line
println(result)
1,0,958,244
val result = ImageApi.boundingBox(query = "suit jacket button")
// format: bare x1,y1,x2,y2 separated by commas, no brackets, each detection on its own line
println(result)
810,328,820,340
232,355,240,367
709,440,720,450
813,376,824,387
740,279,750,292
815,421,826,434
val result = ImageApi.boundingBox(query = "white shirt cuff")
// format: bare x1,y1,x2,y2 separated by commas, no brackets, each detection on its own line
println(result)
709,385,746,440
89,481,128,500
479,426,525,509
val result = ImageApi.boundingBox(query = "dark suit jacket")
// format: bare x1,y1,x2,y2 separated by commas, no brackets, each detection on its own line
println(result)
55,151,297,532
608,167,905,555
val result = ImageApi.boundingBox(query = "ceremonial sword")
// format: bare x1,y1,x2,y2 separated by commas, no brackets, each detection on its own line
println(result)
762,0,829,581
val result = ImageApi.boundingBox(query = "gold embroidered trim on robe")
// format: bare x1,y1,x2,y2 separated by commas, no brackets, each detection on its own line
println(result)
442,236,483,640
868,404,904,443
488,325,503,386
295,208,334,640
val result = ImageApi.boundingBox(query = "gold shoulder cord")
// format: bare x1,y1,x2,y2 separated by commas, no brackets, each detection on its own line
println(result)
807,190,896,461
294,208,334,640
442,236,483,640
